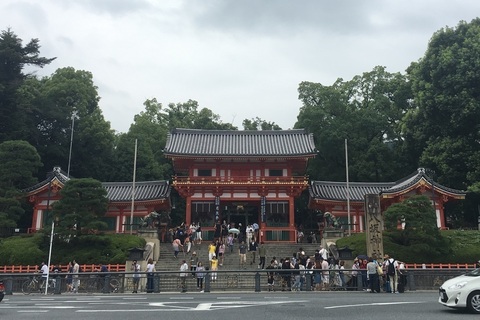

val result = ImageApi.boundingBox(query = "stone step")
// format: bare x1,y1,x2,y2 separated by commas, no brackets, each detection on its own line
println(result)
155,242,323,271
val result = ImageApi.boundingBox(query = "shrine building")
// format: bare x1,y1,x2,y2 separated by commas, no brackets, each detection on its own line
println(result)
163,128,317,242
23,131,466,242
24,166,171,233
309,168,466,232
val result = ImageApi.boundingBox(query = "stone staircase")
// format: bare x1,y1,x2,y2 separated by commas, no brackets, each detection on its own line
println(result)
154,241,323,271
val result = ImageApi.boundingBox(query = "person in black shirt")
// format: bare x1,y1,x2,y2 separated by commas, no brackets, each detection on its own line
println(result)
266,260,276,291
281,257,293,291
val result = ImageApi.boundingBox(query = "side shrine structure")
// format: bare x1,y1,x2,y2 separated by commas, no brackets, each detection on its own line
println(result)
23,167,171,233
309,168,466,233
163,128,317,242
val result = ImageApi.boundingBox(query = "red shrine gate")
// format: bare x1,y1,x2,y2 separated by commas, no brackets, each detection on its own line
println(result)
164,129,317,242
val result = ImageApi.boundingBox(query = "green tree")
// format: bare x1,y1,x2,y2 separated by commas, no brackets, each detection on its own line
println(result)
112,98,171,181
22,67,115,180
0,140,42,228
52,178,109,236
112,98,237,182
405,18,480,189
160,99,236,131
0,29,55,142
242,117,282,130
383,195,450,258
463,182,480,228
295,66,414,182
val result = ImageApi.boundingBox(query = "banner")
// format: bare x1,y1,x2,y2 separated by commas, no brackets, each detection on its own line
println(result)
261,196,266,223
215,196,220,221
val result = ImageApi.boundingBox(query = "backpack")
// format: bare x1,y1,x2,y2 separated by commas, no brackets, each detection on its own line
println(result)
387,259,396,276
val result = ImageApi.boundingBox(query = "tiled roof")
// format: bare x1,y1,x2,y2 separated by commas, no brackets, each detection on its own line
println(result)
163,128,317,157
23,166,70,193
102,181,171,202
310,181,395,201
23,167,170,202
381,168,466,196
310,168,466,201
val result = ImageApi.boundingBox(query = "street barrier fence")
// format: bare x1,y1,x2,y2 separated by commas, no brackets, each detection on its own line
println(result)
0,268,472,295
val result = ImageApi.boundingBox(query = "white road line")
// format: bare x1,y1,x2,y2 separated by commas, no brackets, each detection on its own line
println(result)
18,310,49,313
195,303,212,310
325,301,425,309
77,300,306,313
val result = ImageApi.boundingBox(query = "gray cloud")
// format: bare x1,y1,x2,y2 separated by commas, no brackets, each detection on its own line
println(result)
2,0,480,133
188,0,379,36
59,0,154,16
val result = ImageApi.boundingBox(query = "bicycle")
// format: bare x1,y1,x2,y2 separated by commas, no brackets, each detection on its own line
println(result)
85,275,120,293
22,276,56,295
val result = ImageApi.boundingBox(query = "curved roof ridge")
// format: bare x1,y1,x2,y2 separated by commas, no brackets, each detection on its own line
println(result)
165,128,317,157
310,168,466,201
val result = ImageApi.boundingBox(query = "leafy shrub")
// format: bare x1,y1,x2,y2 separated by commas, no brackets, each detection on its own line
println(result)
0,233,146,265
0,233,45,265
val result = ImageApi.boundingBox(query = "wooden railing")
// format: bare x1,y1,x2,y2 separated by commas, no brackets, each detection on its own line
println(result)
404,263,476,269
0,263,476,273
173,175,308,185
0,264,126,273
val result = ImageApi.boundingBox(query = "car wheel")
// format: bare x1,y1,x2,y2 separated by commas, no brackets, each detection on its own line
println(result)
467,291,480,314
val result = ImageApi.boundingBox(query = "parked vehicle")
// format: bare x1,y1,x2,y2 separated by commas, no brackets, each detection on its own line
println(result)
439,267,480,314
0,279,4,302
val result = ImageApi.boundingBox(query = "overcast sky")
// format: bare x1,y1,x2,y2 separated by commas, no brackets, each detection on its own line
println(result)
2,1,479,133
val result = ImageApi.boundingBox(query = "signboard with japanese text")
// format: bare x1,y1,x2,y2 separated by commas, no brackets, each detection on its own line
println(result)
364,194,384,260
215,196,220,222
260,196,266,222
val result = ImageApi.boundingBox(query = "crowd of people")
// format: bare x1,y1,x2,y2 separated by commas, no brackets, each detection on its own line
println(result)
261,250,410,293
167,218,412,294
168,220,268,292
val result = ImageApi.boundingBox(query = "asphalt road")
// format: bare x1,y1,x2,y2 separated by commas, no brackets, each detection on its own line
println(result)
0,291,473,320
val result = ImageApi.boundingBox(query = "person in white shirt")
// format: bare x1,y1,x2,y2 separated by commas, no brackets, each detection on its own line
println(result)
179,260,189,292
319,246,328,260
72,260,80,293
40,262,49,290
383,254,399,293
145,258,156,293
131,260,141,293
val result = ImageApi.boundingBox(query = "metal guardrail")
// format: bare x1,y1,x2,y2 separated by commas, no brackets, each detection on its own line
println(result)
0,269,472,295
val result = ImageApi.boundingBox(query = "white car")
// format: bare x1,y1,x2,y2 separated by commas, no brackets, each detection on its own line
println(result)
439,268,480,314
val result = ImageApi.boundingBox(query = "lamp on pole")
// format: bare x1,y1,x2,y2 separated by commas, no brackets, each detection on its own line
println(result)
67,109,79,178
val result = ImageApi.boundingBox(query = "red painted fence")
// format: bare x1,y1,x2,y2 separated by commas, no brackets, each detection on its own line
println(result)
0,263,477,273
0,264,126,273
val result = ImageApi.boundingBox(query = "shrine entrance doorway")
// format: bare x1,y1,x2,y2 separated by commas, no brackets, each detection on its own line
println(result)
223,203,259,229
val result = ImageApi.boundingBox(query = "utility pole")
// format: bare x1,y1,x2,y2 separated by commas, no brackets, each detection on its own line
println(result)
67,109,79,177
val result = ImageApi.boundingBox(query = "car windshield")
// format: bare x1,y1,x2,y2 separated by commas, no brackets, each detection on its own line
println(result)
465,268,480,276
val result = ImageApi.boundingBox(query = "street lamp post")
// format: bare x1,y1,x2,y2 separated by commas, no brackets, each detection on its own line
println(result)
45,179,53,295
67,109,79,178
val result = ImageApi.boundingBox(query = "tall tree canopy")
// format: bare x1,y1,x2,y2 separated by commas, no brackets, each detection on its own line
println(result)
112,98,171,182
295,66,414,182
0,140,42,228
112,99,237,182
242,117,282,130
405,18,480,189
21,67,116,180
0,28,55,142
